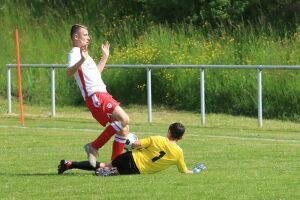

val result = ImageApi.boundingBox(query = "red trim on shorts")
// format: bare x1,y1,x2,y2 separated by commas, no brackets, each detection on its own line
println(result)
78,66,88,99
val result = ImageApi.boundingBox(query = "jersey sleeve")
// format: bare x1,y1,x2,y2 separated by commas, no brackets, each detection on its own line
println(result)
68,49,81,68
176,150,188,173
139,136,153,148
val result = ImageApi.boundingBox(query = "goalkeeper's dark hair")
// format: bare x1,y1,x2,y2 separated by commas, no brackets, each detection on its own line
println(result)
70,24,88,38
169,122,185,140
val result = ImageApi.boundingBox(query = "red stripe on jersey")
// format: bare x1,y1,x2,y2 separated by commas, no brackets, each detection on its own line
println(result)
78,66,88,98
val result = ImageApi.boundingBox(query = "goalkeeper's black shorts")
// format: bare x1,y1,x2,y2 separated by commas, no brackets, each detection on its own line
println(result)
112,151,140,175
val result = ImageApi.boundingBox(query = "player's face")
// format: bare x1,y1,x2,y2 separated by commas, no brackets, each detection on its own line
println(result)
76,28,90,47
166,130,171,139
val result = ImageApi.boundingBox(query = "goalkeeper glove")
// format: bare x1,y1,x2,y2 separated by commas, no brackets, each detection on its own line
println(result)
192,163,206,174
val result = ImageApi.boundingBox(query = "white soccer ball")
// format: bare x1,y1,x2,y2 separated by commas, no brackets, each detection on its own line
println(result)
124,133,138,151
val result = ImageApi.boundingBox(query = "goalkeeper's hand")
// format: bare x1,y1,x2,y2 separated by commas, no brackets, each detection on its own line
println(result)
192,163,206,174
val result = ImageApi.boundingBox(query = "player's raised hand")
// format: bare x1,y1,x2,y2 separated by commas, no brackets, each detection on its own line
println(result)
101,41,110,58
80,45,88,60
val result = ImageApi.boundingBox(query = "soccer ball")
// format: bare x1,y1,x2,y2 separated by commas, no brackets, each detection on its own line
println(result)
124,133,138,151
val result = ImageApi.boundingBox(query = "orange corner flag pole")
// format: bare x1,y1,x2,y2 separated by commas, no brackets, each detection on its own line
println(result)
15,27,24,126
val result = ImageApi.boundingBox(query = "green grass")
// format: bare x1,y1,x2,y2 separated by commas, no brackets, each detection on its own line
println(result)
0,98,299,199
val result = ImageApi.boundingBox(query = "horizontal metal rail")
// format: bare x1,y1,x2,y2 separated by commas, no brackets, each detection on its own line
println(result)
6,64,300,127
6,63,300,69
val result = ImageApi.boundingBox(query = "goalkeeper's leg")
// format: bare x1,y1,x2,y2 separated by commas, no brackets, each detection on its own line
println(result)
57,160,101,174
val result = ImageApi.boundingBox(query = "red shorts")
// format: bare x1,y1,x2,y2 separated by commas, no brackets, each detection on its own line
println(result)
85,92,120,127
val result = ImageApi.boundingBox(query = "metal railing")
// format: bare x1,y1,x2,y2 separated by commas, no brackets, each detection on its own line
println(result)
6,64,300,127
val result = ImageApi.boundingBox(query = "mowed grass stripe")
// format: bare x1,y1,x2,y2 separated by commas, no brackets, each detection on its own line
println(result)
1,124,299,143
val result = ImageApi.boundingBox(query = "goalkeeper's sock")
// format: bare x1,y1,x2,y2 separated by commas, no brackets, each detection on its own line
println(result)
91,125,116,149
70,161,101,170
111,135,126,160
65,160,72,169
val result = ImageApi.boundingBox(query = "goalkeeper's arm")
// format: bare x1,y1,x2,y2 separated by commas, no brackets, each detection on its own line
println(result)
184,169,194,174
182,163,207,174
131,137,151,150
131,140,142,149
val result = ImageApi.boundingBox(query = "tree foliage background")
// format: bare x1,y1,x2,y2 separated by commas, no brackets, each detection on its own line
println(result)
20,0,299,33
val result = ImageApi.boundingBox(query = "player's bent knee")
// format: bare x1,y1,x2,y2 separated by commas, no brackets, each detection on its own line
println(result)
119,113,129,127
112,106,129,126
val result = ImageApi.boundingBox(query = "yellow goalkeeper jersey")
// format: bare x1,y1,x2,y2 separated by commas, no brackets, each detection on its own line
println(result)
132,136,187,174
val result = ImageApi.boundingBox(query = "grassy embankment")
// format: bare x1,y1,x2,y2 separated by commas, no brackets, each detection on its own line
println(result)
1,1,299,120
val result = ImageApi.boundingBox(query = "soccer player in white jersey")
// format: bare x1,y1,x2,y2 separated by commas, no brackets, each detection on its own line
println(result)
67,24,130,167
58,122,206,175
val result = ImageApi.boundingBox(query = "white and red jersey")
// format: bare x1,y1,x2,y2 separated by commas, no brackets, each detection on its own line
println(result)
68,47,107,100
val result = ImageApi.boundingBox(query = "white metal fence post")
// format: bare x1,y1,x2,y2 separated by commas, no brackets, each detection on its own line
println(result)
51,66,55,117
200,67,205,126
147,67,152,123
7,65,11,113
258,67,263,128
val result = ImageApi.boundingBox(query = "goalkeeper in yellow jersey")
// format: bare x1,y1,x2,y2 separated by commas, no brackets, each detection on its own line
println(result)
58,122,206,175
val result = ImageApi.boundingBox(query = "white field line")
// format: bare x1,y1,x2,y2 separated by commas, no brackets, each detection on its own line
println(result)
198,134,300,143
0,125,101,133
0,125,299,143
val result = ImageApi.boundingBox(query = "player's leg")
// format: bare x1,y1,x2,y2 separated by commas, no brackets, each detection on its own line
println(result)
89,104,130,161
89,106,129,150
85,93,131,165
87,106,129,161
110,105,130,131
57,160,101,174
110,151,140,175
109,106,130,160
95,152,138,176
84,125,116,167
84,93,119,167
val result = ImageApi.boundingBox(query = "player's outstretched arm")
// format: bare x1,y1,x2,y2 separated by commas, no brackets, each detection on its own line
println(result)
182,163,206,174
184,169,194,174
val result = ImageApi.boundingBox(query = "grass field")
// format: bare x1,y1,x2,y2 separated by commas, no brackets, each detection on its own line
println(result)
0,98,299,199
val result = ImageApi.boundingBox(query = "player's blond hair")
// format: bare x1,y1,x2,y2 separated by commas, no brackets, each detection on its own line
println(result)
70,24,88,38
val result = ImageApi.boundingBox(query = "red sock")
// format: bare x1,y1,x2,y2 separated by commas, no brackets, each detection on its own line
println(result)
66,161,72,169
111,135,126,160
91,125,116,150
